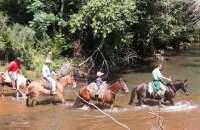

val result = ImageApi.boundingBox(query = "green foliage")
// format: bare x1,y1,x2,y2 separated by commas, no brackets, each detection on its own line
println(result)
29,12,59,33
68,0,137,38
0,0,200,71
6,24,36,68
0,12,9,49
31,52,44,75
51,33,73,58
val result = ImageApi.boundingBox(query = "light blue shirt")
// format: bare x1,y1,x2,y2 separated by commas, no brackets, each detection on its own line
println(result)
152,68,163,81
42,64,55,78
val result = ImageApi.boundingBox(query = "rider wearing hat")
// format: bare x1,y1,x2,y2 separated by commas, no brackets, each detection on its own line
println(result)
42,58,57,95
96,71,104,88
7,57,23,89
95,71,105,99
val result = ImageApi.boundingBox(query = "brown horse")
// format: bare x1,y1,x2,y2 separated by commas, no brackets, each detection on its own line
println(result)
73,79,129,108
128,80,189,106
26,74,77,107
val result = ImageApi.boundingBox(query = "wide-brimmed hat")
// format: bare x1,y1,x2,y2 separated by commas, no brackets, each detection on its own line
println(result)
97,71,104,77
45,59,52,64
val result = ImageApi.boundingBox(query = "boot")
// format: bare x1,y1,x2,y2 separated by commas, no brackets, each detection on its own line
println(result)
50,91,57,96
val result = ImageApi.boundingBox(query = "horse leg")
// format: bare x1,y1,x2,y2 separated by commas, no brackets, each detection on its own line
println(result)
26,93,38,107
31,92,39,107
110,104,114,109
169,99,175,105
57,93,65,104
73,96,84,108
26,96,32,107
137,97,144,106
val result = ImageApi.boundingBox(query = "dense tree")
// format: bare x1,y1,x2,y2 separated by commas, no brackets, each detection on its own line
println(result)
0,0,199,70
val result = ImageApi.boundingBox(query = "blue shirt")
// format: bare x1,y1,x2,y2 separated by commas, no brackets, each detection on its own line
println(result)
42,64,55,78
96,77,103,87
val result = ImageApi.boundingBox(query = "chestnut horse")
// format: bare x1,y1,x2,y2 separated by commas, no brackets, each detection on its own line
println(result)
73,79,129,108
26,74,77,107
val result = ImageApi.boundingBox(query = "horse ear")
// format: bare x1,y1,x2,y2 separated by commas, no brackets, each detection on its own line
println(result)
26,79,31,86
119,78,123,82
184,79,188,83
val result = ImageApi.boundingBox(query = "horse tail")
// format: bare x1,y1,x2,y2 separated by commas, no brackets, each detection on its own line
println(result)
128,87,136,105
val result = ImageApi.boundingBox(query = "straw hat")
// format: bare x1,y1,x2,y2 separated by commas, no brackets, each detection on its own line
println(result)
45,58,52,64
97,71,104,77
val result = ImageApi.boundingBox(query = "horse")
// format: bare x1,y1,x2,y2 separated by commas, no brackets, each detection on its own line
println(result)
128,80,189,106
16,74,31,99
0,72,31,99
26,74,77,107
73,78,129,108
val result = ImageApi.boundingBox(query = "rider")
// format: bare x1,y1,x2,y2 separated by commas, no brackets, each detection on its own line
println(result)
95,71,104,99
152,63,172,96
42,58,57,95
7,57,23,89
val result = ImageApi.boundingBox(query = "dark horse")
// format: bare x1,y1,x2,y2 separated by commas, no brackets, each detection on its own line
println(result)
129,80,189,106
73,79,129,108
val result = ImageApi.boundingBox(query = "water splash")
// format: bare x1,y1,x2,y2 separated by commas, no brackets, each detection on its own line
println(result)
132,101,198,112
161,101,198,112
104,107,128,113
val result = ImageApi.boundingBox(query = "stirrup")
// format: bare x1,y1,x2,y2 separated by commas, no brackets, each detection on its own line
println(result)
50,91,57,96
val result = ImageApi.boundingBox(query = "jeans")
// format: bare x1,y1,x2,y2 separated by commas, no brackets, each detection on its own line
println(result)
8,71,17,80
44,77,56,92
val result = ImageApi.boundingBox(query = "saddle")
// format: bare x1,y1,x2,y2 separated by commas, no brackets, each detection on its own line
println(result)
87,81,108,99
148,81,160,96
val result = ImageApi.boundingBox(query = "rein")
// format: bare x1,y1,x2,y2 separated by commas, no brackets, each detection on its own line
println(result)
111,91,124,97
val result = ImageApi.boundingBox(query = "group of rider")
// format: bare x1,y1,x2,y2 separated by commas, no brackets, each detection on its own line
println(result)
6,56,172,97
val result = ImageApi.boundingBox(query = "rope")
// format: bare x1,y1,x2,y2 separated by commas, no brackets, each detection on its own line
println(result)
72,90,131,130
78,39,109,78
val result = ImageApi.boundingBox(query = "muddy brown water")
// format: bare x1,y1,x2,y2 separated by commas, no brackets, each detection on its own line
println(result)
0,48,200,130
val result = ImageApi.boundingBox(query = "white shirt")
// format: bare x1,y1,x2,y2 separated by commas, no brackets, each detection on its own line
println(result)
152,68,163,80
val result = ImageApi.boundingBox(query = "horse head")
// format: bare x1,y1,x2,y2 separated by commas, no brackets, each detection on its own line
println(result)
175,80,189,96
66,74,77,88
118,78,129,93
26,79,32,87
58,74,77,88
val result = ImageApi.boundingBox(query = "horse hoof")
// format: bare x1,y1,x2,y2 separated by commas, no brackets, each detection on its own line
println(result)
159,104,165,108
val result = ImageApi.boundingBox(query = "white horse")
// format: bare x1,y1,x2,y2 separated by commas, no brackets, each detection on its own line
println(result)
16,74,31,100
2,72,30,100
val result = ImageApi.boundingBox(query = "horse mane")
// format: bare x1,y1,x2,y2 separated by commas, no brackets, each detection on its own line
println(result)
174,80,186,85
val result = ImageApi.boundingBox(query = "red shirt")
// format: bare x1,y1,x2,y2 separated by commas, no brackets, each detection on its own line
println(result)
7,61,21,72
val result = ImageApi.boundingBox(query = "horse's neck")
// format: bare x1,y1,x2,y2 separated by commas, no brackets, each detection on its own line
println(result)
110,82,120,93
170,83,181,93
59,76,70,85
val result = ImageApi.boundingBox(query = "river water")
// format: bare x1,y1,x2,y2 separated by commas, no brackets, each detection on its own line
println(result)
0,48,200,130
